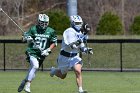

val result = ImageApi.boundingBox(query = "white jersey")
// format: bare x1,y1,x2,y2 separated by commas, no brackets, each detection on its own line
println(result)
61,27,87,53
57,27,88,74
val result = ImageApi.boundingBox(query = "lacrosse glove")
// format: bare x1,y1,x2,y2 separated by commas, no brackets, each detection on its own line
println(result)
41,48,51,56
26,36,33,43
80,47,93,55
22,32,33,43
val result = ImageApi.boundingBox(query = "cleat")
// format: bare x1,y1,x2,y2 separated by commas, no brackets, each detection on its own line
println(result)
50,67,56,77
24,84,31,93
18,80,26,92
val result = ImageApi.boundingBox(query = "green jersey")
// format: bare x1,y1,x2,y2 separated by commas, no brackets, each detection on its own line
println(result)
25,25,57,60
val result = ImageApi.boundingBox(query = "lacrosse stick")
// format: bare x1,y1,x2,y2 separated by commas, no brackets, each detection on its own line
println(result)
0,8,24,33
81,22,92,67
85,38,91,67
0,8,36,45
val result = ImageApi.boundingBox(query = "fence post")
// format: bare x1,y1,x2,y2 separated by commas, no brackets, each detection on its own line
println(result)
3,43,6,71
120,42,123,72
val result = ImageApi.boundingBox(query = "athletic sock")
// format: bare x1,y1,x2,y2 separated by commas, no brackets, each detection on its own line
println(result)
79,87,84,92
26,82,31,87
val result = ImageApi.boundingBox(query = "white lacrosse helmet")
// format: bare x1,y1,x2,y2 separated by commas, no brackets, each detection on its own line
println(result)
38,14,49,29
70,15,83,31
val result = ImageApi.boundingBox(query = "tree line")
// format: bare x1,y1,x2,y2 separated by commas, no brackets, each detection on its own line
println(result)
0,0,140,36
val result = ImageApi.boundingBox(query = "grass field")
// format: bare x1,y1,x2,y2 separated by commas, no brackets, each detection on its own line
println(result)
0,71,140,93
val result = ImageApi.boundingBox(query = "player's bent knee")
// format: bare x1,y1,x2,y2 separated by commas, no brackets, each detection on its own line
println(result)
33,65,39,69
75,70,82,76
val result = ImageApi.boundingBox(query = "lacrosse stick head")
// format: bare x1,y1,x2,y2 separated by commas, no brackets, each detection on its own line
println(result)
81,22,91,35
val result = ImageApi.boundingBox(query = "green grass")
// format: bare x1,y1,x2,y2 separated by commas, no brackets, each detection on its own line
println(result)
0,71,140,93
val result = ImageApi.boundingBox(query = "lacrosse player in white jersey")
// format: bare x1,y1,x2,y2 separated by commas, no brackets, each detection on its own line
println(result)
50,15,93,93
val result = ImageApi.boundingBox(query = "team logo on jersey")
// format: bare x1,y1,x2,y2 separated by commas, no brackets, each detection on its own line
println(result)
35,34,49,38
77,34,83,40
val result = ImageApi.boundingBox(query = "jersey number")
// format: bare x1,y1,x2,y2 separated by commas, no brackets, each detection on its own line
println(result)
33,37,47,50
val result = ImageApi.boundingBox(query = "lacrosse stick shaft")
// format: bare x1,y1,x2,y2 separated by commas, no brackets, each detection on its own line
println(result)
85,39,91,67
0,8,38,46
0,8,24,33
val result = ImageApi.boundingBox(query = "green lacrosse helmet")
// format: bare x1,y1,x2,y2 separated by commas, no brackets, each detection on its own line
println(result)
38,14,49,30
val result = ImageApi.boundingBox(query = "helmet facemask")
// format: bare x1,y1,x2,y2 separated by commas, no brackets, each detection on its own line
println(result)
73,21,83,31
38,14,49,30
38,21,49,29
70,15,83,32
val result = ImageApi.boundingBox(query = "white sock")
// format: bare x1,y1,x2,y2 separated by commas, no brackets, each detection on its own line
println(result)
26,82,31,87
79,87,83,92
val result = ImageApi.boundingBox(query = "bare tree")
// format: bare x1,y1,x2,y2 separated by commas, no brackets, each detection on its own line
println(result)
13,0,23,23
1,0,140,35
0,0,10,35
21,0,25,25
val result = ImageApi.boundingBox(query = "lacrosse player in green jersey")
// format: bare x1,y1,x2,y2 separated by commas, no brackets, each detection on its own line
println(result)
18,14,57,93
